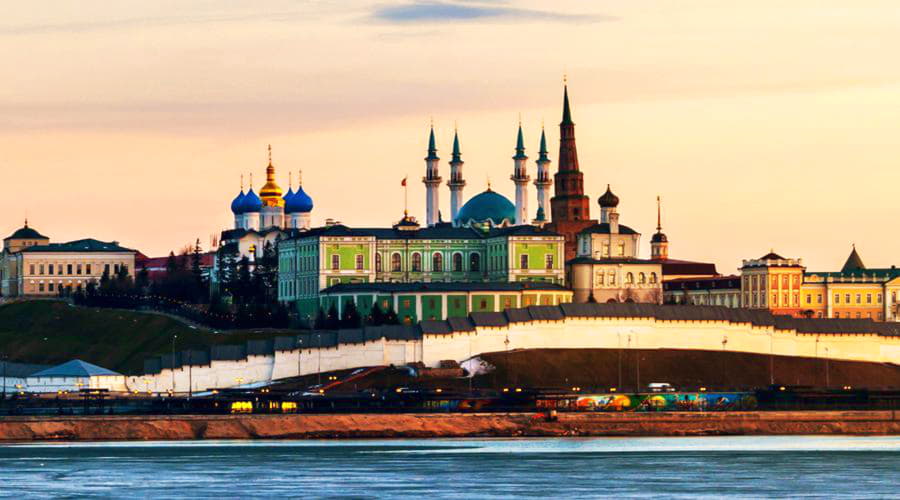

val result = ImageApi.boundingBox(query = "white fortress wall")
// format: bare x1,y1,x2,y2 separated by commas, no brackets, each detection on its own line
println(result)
102,313,900,394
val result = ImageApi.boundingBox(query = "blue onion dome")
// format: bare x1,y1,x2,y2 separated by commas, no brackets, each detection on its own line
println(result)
454,188,516,227
286,185,314,214
241,188,263,213
282,186,295,207
598,184,619,208
231,190,246,214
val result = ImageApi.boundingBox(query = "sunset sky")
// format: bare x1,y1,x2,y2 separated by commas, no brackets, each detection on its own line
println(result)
1,1,898,272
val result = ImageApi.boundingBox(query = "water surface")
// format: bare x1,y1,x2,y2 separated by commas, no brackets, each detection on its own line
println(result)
1,436,898,498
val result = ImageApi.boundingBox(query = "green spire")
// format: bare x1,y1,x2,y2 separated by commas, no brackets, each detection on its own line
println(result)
451,130,461,163
513,123,527,160
426,126,439,161
561,85,573,125
538,128,549,162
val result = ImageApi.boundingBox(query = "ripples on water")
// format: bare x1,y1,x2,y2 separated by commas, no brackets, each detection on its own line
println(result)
0,436,898,499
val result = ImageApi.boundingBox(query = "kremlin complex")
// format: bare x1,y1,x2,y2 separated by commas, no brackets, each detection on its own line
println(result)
2,85,898,326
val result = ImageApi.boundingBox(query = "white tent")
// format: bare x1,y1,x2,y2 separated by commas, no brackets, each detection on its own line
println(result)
26,359,127,393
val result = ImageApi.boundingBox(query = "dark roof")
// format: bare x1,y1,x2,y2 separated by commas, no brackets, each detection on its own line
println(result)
31,359,121,377
284,223,559,243
759,252,786,260
578,222,638,235
220,227,299,241
21,238,134,254
321,282,570,295
661,259,718,276
806,267,900,281
0,360,50,377
598,185,620,208
5,225,48,241
663,275,741,291
568,256,659,265
841,247,866,273
470,311,508,328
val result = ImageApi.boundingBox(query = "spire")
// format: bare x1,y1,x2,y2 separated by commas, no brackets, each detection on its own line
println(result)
249,172,253,189
513,123,527,160
240,173,244,192
451,129,461,163
561,84,573,126
656,195,662,231
24,218,28,228
298,169,303,186
841,245,866,273
538,127,549,162
426,125,439,161
288,171,293,190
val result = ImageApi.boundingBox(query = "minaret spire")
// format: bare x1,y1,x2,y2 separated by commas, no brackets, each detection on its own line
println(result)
423,124,442,226
448,127,466,225
657,195,662,231
651,194,669,260
533,125,552,224
511,122,530,225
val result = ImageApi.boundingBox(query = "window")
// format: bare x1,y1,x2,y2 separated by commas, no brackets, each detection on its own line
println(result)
86,264,92,275
845,294,850,304
391,253,402,272
877,293,882,303
39,264,44,275
48,264,54,274
771,276,778,288
596,272,604,285
375,253,382,273
29,264,35,275
402,299,411,308
608,271,616,285
355,254,364,271
834,294,840,304
104,264,110,275
866,294,872,304
545,254,553,270
772,293,778,306
76,264,82,275
331,254,340,270
806,294,811,304
817,294,823,304
38,283,44,292
433,253,443,272
855,294,861,304
601,244,609,258
452,253,463,272
638,273,646,284
617,243,625,257
411,253,422,272
48,283,54,292
649,272,657,284
67,264,73,275
470,253,481,272
625,272,634,285
520,254,528,269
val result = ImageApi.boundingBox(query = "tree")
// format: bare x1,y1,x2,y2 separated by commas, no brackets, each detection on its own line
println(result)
382,304,399,325
369,302,384,326
340,300,361,328
313,306,328,330
325,303,340,330
191,238,206,299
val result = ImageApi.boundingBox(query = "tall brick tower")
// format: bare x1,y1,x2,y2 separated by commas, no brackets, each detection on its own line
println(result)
547,84,597,261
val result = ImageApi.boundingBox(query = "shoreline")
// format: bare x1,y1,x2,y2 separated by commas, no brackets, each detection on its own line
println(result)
0,411,898,442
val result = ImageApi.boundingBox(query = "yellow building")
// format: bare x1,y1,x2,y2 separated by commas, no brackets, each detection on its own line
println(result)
1,222,136,297
799,247,900,321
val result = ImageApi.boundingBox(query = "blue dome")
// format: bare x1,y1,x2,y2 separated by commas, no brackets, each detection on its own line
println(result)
454,189,516,227
282,187,295,207
231,191,246,214
241,188,263,213
286,185,314,214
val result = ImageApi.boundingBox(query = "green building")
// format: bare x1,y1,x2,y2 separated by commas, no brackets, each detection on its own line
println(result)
318,282,573,324
278,219,565,318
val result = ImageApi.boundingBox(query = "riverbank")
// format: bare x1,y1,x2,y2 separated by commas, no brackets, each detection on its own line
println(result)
0,411,897,441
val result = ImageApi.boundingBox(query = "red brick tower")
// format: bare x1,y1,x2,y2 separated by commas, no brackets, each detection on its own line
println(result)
547,85,597,261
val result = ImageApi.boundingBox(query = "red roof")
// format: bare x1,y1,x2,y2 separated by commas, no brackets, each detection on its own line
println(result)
660,258,718,277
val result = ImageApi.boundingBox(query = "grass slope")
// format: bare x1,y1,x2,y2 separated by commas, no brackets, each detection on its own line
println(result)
0,301,291,374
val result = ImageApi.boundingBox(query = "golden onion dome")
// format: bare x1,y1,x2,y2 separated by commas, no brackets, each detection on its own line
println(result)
259,145,284,207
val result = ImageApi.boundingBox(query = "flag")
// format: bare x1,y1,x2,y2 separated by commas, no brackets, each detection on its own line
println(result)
401,176,407,187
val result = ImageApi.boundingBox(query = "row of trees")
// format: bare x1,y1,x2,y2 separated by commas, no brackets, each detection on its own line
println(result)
313,301,403,330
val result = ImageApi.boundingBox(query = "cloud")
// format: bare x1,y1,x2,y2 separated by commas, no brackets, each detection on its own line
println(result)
372,1,612,24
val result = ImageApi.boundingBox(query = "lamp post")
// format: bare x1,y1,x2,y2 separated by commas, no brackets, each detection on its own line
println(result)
171,334,178,395
317,333,322,386
768,330,775,386
296,336,303,382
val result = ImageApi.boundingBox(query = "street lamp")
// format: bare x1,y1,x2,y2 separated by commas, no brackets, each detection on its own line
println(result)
171,334,178,395
316,333,322,386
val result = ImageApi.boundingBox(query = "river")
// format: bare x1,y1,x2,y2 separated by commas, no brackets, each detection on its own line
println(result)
0,436,897,498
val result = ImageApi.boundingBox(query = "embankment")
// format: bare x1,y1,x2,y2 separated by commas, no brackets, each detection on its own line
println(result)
0,411,897,442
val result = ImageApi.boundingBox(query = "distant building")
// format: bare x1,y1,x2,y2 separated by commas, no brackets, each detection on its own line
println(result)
0,221,135,297
318,282,573,323
726,247,900,321
136,251,216,283
664,275,741,307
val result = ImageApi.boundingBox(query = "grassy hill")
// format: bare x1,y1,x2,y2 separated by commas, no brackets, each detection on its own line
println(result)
0,301,292,374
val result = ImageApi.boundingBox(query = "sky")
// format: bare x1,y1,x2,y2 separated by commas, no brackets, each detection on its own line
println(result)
1,1,898,272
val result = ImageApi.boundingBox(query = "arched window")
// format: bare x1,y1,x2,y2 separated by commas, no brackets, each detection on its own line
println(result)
649,272,658,284
452,252,463,272
411,252,422,272
391,253,401,272
625,272,634,285
608,271,616,285
470,253,481,272
375,253,382,273
331,254,340,270
638,272,646,284
432,252,443,272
